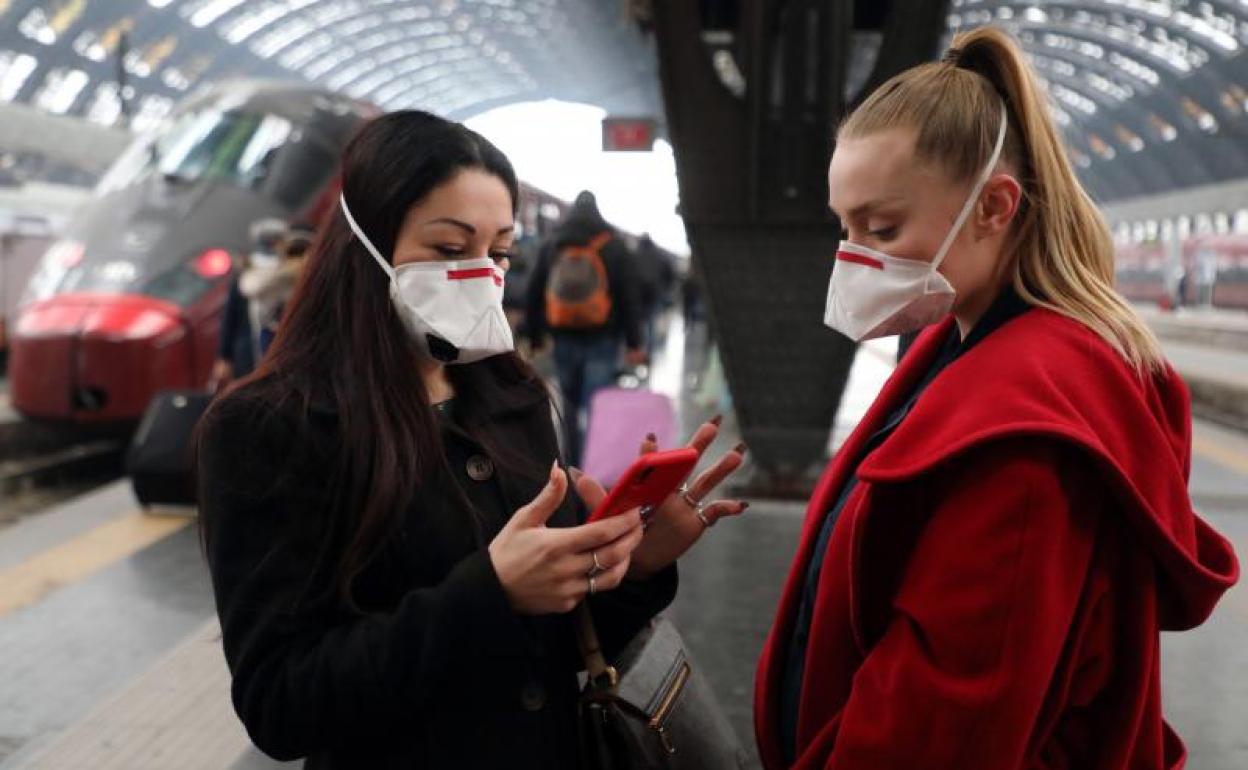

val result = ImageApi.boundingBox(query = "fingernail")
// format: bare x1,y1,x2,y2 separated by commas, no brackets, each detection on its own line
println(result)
710,414,723,427
645,432,657,443
740,501,750,511
733,442,748,456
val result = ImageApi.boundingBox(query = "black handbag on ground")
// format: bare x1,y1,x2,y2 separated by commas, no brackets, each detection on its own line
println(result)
575,604,751,770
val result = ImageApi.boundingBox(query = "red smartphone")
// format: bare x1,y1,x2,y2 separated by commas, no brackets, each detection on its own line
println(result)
585,448,700,523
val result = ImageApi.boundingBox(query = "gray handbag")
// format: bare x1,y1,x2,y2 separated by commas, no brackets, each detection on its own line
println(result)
575,605,752,770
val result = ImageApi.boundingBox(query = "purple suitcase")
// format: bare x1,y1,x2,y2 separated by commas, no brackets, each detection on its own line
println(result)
581,387,679,488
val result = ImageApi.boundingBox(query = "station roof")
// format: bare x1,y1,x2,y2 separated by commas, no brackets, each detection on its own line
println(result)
0,0,660,130
0,1,1244,205
948,0,1248,202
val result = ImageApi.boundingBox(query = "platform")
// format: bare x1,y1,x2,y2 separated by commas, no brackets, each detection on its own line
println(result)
0,321,1245,769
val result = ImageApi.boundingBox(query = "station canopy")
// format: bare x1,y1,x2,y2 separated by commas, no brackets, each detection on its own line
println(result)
0,0,1245,203
0,1,661,131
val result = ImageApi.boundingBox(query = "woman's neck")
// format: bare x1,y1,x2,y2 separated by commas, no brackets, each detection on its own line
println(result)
421,359,455,404
954,265,1013,340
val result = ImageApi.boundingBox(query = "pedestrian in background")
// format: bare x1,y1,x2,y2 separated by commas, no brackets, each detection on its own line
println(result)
526,190,645,465
209,218,282,390
633,233,676,360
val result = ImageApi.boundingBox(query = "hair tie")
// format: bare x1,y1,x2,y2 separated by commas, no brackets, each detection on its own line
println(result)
941,47,964,66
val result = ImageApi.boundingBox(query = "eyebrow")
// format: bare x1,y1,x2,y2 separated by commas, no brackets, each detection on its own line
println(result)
426,218,515,236
829,195,906,221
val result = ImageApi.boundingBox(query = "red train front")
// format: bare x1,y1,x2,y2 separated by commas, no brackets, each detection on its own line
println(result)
9,82,375,425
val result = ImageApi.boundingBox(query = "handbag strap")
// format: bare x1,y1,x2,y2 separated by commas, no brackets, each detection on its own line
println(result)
575,602,620,694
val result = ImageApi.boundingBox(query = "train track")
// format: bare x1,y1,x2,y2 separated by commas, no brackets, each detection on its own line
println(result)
0,412,126,520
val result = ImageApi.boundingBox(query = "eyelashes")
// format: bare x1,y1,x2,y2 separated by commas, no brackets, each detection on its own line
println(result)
434,246,512,262
839,227,898,241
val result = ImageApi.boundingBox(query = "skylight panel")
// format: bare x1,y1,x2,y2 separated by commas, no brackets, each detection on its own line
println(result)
0,52,39,101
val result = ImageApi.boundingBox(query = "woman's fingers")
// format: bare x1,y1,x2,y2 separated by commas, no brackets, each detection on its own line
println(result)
510,461,568,529
685,414,723,457
555,508,642,553
700,499,750,527
639,431,659,455
687,443,748,501
592,555,633,593
570,468,607,512
567,522,642,579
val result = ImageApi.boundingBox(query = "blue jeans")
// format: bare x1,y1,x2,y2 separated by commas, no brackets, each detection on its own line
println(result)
552,334,619,466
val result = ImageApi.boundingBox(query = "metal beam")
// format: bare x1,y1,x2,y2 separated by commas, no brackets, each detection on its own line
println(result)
652,0,951,492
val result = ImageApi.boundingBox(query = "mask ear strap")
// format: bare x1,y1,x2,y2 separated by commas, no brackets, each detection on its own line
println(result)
340,193,398,289
931,101,1009,272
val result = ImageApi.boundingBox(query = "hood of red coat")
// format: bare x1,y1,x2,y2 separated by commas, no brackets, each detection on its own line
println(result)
857,309,1239,631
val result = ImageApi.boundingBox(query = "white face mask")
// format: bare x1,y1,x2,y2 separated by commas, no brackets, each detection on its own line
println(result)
824,102,1008,342
340,194,515,364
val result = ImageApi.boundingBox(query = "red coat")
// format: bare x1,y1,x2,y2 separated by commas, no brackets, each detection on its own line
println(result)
755,310,1239,770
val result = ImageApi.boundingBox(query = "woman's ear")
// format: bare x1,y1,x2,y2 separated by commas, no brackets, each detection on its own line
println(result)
976,173,1023,239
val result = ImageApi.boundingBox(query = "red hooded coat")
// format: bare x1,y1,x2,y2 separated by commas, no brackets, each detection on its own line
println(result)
755,309,1239,769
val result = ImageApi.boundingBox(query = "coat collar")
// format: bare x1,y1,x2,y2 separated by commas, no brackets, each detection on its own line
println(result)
857,308,1237,631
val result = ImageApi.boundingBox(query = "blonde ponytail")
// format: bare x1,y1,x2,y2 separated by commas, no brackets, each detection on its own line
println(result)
840,26,1164,371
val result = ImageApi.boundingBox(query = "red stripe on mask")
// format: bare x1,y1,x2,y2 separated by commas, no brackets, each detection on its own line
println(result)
447,267,503,285
836,251,885,270
447,267,496,281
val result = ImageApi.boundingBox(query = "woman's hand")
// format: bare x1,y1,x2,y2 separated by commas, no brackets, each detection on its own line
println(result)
489,461,645,615
572,417,749,580
208,359,233,393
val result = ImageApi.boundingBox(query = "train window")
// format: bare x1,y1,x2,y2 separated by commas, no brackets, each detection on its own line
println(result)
97,108,299,195
141,259,217,307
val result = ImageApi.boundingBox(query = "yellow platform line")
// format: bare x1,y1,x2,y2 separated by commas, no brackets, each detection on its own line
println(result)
1192,434,1248,477
0,512,191,618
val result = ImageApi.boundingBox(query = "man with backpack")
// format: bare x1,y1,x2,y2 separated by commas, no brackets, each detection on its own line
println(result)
527,191,645,465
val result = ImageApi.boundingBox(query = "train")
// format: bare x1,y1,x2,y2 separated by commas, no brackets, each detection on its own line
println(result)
8,81,378,425
6,81,601,427
1113,233,1248,311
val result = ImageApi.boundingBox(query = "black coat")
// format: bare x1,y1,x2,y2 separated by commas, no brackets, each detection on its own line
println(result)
218,275,256,376
197,368,677,769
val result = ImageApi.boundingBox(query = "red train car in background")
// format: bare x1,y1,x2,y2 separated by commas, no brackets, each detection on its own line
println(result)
9,81,377,425
1115,233,1248,311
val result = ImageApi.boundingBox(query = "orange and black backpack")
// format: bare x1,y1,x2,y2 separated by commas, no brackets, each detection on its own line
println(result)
545,232,613,329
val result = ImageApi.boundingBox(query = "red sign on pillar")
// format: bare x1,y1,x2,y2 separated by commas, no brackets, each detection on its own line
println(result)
602,118,657,152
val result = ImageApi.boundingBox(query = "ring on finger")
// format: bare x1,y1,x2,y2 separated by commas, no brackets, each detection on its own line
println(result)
678,483,702,510
587,550,606,578
588,574,598,596
695,506,714,529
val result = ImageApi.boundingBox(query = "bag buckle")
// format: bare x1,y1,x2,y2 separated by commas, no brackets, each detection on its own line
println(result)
590,664,620,692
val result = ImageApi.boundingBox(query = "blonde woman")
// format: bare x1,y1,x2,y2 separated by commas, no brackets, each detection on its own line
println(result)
755,27,1239,769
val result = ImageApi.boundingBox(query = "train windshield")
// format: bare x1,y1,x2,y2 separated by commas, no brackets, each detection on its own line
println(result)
99,108,297,195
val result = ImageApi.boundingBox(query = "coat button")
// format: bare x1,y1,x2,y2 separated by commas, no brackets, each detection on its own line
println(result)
520,680,547,712
466,455,495,482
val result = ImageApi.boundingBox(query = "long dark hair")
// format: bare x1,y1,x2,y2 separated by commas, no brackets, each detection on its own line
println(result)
202,110,547,608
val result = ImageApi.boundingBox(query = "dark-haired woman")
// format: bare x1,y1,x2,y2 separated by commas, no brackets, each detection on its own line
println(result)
197,111,747,769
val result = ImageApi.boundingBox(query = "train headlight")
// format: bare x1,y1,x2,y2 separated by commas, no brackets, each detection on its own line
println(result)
193,248,233,279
